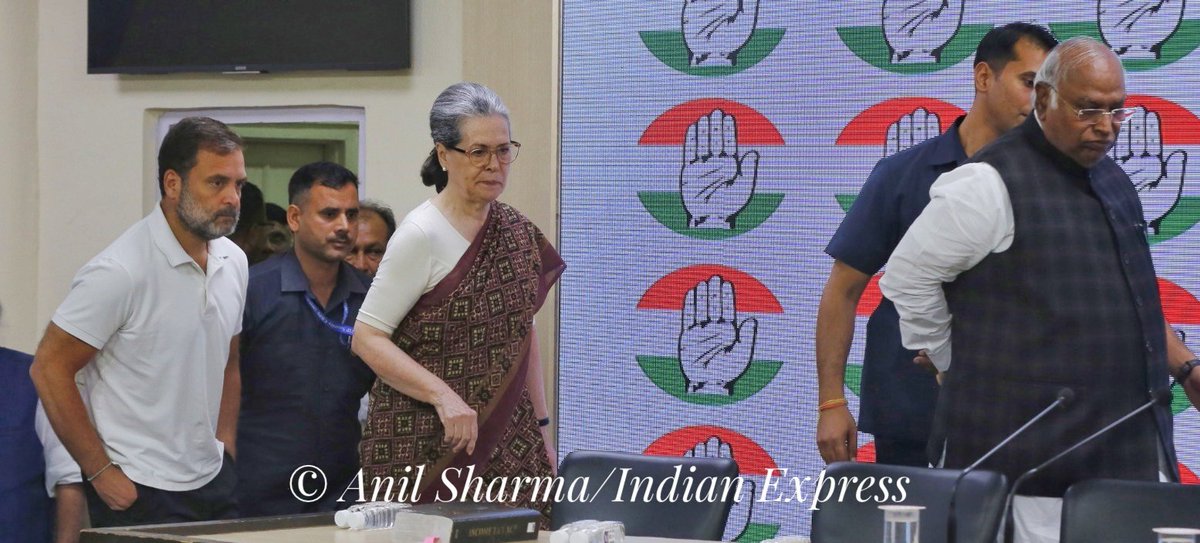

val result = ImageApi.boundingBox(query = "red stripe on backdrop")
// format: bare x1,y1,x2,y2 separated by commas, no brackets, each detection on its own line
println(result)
855,442,876,463
644,425,777,476
856,274,884,316
1126,95,1200,145
858,277,1198,321
1160,278,1200,325
835,98,964,146
638,98,785,146
1180,463,1199,485
637,264,783,313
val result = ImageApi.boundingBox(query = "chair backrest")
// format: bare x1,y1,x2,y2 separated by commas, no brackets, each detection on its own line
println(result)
1061,479,1200,542
551,450,740,541
809,462,1007,543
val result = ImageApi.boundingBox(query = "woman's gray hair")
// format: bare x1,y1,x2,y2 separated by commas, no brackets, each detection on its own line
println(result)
429,82,511,146
420,82,512,192
1034,36,1117,92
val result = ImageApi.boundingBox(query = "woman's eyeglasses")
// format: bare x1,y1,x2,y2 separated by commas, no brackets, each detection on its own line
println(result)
448,141,521,167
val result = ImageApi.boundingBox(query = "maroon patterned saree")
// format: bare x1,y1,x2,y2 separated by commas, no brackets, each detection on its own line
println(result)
360,202,564,519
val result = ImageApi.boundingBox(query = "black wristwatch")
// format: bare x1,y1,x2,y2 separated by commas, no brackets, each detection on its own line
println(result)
1177,358,1200,382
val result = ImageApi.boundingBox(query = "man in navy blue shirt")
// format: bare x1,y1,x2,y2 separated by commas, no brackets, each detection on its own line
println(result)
1,337,52,543
233,162,375,516
816,23,1058,466
2,300,87,543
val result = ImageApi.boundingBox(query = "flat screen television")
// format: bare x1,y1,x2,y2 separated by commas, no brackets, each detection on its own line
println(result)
88,1,411,74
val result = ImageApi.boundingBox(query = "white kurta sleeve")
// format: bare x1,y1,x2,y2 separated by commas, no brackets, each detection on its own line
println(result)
878,162,1015,372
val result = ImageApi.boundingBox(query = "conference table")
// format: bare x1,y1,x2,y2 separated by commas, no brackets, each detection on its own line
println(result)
79,513,717,543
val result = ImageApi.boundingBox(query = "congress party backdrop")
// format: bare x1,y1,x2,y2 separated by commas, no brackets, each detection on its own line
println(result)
558,1,1200,538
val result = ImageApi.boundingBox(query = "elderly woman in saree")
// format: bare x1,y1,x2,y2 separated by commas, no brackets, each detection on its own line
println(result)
351,82,562,519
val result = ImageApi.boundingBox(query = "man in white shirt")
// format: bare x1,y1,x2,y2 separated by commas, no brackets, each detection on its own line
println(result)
30,117,248,527
880,37,1200,542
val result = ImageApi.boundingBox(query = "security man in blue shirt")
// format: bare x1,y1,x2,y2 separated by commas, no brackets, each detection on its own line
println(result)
233,162,375,516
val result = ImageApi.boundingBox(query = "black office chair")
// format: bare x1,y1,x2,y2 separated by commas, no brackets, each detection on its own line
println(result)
1060,479,1200,542
810,462,1008,543
551,450,740,540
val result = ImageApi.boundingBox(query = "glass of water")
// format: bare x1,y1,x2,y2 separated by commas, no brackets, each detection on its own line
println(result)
879,505,924,543
1154,527,1200,543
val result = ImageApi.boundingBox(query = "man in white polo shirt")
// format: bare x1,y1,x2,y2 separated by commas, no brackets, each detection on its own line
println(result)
30,117,248,527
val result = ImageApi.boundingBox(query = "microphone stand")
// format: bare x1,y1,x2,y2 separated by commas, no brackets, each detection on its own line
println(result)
998,389,1170,543
946,388,1073,543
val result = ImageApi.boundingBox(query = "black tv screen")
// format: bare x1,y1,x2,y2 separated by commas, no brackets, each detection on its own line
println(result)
88,1,411,74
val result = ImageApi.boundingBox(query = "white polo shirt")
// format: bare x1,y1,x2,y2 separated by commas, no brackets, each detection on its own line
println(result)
52,206,247,491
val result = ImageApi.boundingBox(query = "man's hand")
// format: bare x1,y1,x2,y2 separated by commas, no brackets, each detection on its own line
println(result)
91,466,138,511
884,108,942,157
814,261,872,464
30,323,131,514
687,437,755,540
682,0,761,67
816,404,858,464
912,349,944,385
882,0,964,63
1099,0,1185,60
679,275,758,395
1111,106,1186,234
681,109,759,229
912,349,937,375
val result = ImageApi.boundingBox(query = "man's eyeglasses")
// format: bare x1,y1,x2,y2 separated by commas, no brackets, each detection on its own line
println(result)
1046,84,1137,125
448,141,521,167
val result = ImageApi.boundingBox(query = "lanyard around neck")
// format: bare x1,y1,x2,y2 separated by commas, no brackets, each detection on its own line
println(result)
304,294,354,343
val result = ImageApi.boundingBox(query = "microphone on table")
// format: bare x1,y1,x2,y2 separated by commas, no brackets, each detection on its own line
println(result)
946,387,1074,543
998,388,1172,543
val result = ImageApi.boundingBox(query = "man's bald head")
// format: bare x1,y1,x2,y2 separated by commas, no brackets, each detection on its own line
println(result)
1034,37,1127,168
1035,37,1123,93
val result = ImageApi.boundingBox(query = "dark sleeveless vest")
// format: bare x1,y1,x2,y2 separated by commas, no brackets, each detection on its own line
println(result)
938,115,1176,496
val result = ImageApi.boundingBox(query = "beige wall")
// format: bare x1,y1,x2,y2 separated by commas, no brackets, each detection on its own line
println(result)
2,1,561,403
0,0,40,353
27,0,465,348
462,0,560,419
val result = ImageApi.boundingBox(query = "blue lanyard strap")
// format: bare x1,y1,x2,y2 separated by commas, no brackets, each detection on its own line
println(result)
304,295,355,338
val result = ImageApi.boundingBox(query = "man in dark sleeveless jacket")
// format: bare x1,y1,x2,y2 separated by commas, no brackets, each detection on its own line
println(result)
817,23,1057,468
880,37,1200,540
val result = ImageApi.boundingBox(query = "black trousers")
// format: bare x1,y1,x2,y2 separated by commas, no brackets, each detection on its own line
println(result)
84,454,238,528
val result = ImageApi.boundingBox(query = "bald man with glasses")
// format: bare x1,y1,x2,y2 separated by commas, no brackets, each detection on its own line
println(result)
881,37,1200,540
